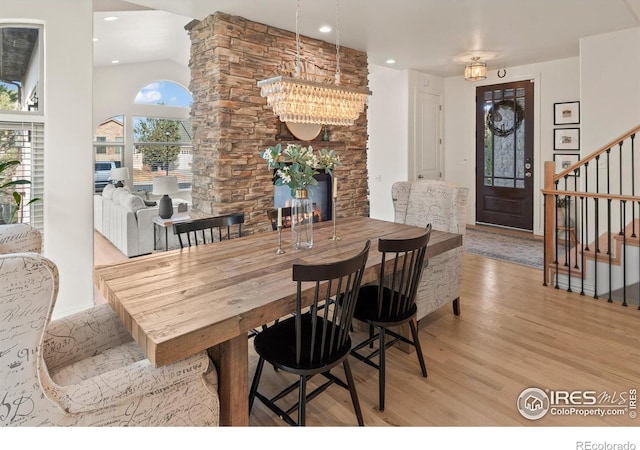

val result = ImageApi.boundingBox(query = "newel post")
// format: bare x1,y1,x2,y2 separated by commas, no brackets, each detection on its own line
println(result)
543,161,556,286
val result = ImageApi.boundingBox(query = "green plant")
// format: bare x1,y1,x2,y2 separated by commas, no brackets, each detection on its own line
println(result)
556,196,571,208
0,160,40,224
260,143,341,196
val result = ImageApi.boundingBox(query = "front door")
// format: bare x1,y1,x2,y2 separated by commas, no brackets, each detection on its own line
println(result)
475,80,534,230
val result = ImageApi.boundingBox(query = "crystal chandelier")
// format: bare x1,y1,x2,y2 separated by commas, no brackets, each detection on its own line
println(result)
464,56,487,81
257,0,371,126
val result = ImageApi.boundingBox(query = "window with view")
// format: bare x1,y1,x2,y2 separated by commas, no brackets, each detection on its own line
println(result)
0,25,44,231
132,81,193,192
133,116,192,192
94,116,124,193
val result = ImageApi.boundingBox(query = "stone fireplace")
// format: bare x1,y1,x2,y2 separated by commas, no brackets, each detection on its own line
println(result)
186,12,370,234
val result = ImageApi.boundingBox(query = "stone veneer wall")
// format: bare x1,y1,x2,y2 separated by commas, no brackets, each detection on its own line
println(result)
186,12,369,234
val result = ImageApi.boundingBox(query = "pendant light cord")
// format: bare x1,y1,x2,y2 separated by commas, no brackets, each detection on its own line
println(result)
334,0,341,85
295,0,301,78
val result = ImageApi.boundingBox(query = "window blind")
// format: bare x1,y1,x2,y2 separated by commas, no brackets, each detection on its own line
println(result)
0,121,45,232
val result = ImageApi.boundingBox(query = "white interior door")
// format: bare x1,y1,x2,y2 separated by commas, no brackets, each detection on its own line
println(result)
415,91,442,180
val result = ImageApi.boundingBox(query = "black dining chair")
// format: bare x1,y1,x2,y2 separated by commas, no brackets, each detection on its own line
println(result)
266,207,292,230
249,241,371,426
350,224,432,411
173,212,244,248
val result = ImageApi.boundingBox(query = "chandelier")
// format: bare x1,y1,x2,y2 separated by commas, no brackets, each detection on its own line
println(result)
257,0,371,126
464,56,487,81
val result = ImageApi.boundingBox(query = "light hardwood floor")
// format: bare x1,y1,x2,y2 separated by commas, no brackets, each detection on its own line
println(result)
93,230,640,427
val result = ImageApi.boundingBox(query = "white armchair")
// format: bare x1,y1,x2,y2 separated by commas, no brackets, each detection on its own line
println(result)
0,253,220,426
392,180,469,321
0,223,42,253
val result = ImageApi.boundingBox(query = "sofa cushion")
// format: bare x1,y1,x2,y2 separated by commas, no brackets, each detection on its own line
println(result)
112,187,129,204
102,184,116,199
121,193,147,213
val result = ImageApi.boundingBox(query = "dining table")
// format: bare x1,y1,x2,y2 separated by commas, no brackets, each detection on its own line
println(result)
93,215,463,426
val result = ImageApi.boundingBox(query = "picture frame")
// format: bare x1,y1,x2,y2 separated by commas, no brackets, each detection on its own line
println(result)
554,101,580,125
554,153,580,177
554,128,580,151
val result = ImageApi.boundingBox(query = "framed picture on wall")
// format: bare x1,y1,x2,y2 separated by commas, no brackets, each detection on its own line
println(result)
554,128,580,151
554,101,580,125
554,153,580,177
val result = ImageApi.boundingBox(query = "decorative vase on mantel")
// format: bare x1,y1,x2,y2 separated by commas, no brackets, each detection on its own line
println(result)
291,189,313,249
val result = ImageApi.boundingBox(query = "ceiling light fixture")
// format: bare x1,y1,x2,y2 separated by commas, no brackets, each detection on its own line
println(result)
464,56,487,81
319,25,331,33
104,16,118,22
386,59,396,64
257,0,371,126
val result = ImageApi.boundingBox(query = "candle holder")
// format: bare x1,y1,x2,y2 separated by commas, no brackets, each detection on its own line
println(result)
276,225,286,254
328,196,340,241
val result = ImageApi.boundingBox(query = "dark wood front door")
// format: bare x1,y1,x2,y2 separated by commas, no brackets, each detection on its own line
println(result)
476,80,534,230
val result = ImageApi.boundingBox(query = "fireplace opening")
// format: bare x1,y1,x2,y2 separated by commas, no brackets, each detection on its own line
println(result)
273,171,332,225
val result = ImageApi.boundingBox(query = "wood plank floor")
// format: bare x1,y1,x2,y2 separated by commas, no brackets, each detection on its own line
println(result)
93,230,640,427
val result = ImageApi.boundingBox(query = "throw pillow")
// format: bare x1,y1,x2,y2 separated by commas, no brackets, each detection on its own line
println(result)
102,184,116,199
112,187,130,204
144,200,157,207
122,193,147,213
132,190,149,200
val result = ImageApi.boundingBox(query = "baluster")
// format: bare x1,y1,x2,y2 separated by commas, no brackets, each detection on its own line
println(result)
554,192,560,289
584,161,590,252
619,141,624,235
632,134,636,238
573,174,579,270
607,197,612,302
580,196,585,296
621,200,627,307
594,196,599,299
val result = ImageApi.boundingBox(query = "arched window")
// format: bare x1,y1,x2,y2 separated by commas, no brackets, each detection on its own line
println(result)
134,81,192,108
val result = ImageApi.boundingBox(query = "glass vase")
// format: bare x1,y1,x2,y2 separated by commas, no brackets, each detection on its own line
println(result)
291,189,313,249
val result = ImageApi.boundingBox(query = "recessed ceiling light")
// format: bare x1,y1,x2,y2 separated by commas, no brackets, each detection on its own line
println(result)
111,60,120,64
104,16,118,22
319,25,331,33
93,37,98,42
386,59,397,64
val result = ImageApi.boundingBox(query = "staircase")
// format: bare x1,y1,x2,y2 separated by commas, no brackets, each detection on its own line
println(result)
542,124,640,309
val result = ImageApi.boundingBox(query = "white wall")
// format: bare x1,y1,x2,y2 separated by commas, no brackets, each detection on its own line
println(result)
443,57,580,235
367,64,409,221
580,27,640,153
2,1,94,318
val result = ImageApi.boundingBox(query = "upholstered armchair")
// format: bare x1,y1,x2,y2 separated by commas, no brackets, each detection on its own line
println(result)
0,223,42,254
0,253,220,426
392,180,469,321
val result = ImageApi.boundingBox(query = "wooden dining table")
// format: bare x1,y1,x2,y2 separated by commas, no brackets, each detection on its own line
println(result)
93,215,462,426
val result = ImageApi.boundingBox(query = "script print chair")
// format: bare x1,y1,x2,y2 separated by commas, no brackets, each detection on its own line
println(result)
249,241,371,426
0,252,220,426
350,225,432,411
173,212,244,248
392,180,468,320
0,223,42,254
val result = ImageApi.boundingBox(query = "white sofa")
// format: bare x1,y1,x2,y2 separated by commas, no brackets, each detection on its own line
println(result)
392,180,469,321
94,184,189,257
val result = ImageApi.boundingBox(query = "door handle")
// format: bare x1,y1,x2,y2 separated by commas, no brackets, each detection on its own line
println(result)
417,175,424,179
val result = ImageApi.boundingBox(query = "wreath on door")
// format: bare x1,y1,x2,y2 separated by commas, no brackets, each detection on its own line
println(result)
485,100,524,137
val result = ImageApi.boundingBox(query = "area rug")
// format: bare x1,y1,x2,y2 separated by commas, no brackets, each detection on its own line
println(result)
464,228,544,269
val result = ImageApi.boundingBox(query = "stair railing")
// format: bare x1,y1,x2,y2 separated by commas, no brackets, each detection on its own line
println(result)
541,124,640,308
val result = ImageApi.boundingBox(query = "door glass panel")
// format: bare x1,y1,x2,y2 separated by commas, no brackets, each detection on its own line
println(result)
484,88,526,190
494,178,514,188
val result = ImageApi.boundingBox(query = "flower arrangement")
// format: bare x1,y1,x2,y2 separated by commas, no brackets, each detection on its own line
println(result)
260,143,341,196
